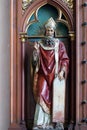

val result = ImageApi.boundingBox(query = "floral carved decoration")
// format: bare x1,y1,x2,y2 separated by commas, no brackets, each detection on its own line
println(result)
22,0,34,14
62,0,73,11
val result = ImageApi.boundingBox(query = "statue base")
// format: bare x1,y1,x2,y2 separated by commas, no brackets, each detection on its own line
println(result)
75,123,87,130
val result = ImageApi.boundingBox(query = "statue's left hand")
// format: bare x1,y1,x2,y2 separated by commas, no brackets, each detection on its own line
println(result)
58,70,64,80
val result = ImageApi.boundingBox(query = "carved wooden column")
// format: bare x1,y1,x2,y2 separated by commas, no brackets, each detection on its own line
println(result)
75,0,87,130
20,34,27,130
66,31,75,130
79,0,87,129
69,31,75,122
9,0,20,129
9,0,27,129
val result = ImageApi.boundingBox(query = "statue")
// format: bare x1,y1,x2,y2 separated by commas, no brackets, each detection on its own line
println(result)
32,17,69,129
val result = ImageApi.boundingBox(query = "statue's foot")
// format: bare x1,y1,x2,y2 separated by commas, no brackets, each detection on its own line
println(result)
33,124,54,129
55,122,64,130
33,125,45,129
33,126,39,130
46,125,53,129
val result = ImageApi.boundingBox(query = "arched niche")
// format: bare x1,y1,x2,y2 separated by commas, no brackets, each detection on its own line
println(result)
9,0,76,130
22,0,73,32
21,2,75,130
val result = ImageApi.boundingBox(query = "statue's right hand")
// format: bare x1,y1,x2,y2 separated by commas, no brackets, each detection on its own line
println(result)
33,50,39,61
34,42,39,50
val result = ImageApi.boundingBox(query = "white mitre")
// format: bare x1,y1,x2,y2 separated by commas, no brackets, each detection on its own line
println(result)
45,17,56,30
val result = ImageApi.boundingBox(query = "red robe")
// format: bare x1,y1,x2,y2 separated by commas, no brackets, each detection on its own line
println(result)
33,40,69,114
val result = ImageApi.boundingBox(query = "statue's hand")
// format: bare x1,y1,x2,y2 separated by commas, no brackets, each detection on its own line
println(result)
33,42,39,61
33,50,39,61
34,42,39,51
58,70,64,80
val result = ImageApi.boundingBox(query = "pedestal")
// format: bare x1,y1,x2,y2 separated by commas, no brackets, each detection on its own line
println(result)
75,124,87,130
8,122,27,130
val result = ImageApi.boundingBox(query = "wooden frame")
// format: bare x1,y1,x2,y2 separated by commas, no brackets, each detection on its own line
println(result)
9,0,87,130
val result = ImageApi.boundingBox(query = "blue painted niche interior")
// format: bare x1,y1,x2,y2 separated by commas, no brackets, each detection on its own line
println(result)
27,4,68,37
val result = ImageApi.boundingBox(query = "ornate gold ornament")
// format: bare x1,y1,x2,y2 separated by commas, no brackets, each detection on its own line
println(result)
20,32,27,42
22,0,34,14
69,31,75,41
22,0,73,14
62,0,73,11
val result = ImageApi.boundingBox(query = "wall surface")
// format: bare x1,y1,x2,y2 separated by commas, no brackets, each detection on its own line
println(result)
0,0,10,130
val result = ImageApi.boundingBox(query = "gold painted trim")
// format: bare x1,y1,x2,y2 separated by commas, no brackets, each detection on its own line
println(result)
25,2,47,32
33,73,50,114
19,33,68,39
25,10,39,32
62,0,73,11
25,7,70,33
22,0,34,14
56,9,69,30
22,0,73,14
58,9,62,20
39,41,55,50
20,32,27,42
57,19,69,30
39,96,50,114
68,31,75,41
22,3,72,36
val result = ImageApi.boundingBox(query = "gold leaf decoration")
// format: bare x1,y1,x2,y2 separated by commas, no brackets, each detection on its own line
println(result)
62,0,73,11
22,0,73,14
22,0,34,14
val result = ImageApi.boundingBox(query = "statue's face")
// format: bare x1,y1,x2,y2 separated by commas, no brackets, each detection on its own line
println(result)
46,27,54,37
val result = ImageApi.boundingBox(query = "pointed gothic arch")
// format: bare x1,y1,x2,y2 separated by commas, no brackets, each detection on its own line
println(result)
22,0,73,32
9,0,81,130
20,1,75,130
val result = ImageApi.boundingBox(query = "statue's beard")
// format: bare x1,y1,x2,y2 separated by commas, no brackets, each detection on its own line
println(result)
46,35,54,38
43,38,55,46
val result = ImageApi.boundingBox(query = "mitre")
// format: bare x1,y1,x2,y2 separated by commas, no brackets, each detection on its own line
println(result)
45,17,56,30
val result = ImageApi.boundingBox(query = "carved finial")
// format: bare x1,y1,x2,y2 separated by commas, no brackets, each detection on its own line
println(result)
22,0,33,14
62,0,73,11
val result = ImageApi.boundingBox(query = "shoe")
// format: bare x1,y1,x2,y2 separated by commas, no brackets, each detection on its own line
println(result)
33,126,39,130
33,125,45,129
55,122,64,130
46,125,53,129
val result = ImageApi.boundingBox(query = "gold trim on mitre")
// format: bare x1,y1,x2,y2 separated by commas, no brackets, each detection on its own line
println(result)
45,17,56,30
